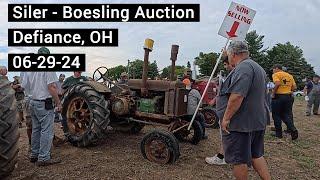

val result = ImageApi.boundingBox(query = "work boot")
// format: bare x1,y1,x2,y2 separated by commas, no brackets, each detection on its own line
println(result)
291,130,299,140
36,159,61,166
274,129,283,139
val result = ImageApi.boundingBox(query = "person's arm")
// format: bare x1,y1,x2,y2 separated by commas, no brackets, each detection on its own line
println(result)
221,93,244,133
291,76,297,92
46,73,61,112
272,74,280,98
48,83,62,111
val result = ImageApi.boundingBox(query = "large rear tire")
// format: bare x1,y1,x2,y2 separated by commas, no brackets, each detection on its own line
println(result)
0,79,19,178
61,83,110,147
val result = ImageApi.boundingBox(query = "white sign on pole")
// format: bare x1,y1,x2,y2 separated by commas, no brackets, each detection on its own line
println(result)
218,2,256,41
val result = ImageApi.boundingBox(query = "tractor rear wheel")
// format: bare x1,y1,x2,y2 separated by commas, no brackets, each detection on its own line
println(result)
140,130,180,164
0,80,19,178
61,83,110,147
201,108,219,129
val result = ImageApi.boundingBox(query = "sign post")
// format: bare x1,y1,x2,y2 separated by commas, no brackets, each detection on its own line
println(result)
187,2,256,130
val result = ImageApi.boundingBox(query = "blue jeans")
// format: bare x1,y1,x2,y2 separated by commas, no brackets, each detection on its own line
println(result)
30,100,54,161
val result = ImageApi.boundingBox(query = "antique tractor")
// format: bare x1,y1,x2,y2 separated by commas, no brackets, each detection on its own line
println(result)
61,39,204,164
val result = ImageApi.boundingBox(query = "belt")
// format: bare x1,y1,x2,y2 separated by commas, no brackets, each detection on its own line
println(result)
32,99,46,102
275,94,292,96
32,98,52,102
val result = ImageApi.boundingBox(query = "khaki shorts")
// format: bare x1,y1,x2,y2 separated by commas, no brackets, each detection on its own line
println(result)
16,100,25,112
24,98,32,129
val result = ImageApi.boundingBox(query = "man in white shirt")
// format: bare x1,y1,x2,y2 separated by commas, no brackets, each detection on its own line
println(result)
21,47,62,166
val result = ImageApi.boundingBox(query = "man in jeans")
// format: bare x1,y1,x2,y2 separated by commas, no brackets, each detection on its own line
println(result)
21,47,62,166
218,41,271,179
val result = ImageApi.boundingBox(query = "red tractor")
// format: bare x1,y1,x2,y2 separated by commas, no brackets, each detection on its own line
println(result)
193,77,220,128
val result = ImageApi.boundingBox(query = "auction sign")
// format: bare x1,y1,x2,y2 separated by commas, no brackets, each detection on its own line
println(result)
218,2,256,40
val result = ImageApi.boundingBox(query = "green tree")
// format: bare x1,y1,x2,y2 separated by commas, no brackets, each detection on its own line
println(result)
266,42,315,89
148,60,159,79
161,65,186,80
108,65,127,80
245,30,268,69
194,52,221,77
129,59,159,79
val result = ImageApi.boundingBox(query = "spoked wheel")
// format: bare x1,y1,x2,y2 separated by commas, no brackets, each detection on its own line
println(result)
201,108,219,128
67,97,91,136
140,130,180,164
62,83,110,147
172,119,203,145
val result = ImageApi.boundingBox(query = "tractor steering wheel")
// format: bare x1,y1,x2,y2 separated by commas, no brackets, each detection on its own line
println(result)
93,66,109,82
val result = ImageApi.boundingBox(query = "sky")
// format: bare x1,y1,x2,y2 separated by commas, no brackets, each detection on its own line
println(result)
1,0,319,81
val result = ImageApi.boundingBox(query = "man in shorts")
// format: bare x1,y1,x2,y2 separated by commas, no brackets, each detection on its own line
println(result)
217,41,271,179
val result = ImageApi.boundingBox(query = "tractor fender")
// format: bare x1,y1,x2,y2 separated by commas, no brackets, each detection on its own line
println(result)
80,81,112,94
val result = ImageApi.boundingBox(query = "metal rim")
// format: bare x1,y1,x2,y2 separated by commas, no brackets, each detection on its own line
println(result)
203,110,217,126
67,97,91,136
145,138,170,164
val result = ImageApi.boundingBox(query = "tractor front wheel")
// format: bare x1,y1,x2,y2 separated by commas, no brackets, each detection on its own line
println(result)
140,130,180,164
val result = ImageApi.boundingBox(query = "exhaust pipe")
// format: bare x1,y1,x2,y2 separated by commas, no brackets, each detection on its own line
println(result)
141,38,154,96
170,45,179,81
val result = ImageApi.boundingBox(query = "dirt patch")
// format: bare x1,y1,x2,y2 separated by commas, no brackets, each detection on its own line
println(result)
9,99,320,179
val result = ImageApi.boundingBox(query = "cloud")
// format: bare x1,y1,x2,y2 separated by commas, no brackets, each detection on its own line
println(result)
3,0,320,76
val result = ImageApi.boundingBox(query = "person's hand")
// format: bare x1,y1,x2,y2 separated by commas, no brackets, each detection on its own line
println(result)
221,118,230,134
55,103,62,113
221,48,227,56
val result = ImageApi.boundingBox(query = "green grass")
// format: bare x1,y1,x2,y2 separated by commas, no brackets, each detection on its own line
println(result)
264,132,277,141
290,141,317,169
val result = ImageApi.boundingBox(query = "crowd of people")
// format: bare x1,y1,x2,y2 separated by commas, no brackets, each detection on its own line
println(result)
0,41,319,179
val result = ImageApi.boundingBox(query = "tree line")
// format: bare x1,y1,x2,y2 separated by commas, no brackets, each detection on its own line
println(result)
107,30,316,89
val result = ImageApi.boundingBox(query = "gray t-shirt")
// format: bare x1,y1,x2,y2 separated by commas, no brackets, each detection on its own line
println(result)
187,89,202,115
216,58,268,132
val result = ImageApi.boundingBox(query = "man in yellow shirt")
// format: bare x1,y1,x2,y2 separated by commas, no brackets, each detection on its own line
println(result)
271,64,298,140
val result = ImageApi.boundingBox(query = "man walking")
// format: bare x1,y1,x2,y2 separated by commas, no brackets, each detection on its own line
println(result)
218,41,271,180
21,47,62,166
271,64,298,140
305,75,320,116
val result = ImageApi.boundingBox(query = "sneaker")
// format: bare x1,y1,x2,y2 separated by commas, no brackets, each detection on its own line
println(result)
291,130,298,140
205,155,226,165
36,159,61,166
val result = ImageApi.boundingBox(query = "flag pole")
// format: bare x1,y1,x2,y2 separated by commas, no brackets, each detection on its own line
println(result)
188,38,230,130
